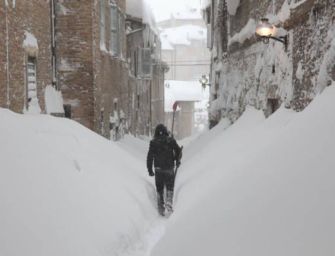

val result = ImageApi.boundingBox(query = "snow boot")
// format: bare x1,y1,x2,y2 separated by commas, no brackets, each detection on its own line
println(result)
157,193,165,216
165,190,174,215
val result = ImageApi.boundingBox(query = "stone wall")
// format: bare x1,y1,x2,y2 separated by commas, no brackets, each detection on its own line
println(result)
208,0,335,124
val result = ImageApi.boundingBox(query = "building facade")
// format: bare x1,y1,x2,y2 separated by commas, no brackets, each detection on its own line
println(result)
0,1,53,114
159,8,210,139
55,0,129,138
204,0,335,126
159,13,210,81
0,0,167,139
126,0,166,137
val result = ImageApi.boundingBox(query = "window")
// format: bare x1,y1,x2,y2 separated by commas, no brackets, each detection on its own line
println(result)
110,2,119,56
138,48,152,78
26,56,37,107
119,12,125,58
100,0,106,49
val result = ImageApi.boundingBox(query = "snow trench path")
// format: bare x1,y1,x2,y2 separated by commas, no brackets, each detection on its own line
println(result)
116,137,170,256
119,219,166,256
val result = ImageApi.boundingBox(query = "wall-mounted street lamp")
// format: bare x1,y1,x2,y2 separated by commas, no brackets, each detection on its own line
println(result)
255,18,288,51
199,75,210,89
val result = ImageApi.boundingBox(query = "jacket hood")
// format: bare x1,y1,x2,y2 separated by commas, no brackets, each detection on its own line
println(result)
154,124,168,138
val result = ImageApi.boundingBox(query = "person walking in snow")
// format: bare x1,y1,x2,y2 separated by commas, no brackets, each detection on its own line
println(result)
147,124,182,216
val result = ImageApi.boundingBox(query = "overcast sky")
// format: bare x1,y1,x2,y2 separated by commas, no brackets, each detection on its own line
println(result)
146,0,202,21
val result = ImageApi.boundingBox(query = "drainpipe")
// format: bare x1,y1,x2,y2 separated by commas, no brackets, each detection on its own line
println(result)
5,1,10,107
50,0,57,88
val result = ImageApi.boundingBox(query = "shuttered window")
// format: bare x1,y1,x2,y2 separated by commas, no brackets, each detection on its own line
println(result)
138,48,152,78
100,0,106,49
27,57,37,105
110,3,119,56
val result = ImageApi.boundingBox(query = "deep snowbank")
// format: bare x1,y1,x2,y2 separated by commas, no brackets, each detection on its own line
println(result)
0,110,155,256
153,85,335,256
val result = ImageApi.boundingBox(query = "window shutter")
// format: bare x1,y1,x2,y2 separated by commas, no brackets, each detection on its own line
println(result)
27,57,37,102
139,48,152,79
110,4,119,56
99,0,106,49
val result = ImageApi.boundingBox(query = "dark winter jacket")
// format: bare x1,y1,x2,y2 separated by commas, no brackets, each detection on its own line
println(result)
147,125,181,172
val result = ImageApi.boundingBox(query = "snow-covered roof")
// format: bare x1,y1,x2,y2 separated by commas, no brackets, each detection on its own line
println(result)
165,80,205,112
161,38,174,50
172,6,202,20
156,4,203,22
160,25,207,50
126,0,157,32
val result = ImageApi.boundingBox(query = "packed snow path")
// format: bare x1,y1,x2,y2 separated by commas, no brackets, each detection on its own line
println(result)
1,84,335,256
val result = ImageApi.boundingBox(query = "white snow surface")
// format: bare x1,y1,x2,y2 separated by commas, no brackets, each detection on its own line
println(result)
2,82,335,256
160,25,206,49
24,99,42,115
152,83,335,256
172,6,202,20
229,19,256,46
127,0,157,32
44,85,64,114
23,31,38,50
165,80,205,112
0,111,158,256
277,0,308,23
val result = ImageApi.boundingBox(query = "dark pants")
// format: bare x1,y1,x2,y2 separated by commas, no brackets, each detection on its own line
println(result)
155,168,175,213
155,168,175,193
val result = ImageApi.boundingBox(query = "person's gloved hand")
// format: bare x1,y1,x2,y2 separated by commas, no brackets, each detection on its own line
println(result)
176,161,181,168
148,169,154,176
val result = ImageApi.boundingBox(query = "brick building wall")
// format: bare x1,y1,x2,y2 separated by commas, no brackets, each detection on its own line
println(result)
1,0,166,139
92,0,129,138
55,0,95,129
0,1,52,113
55,0,128,138
206,0,335,124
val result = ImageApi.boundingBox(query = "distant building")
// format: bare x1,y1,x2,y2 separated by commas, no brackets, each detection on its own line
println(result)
158,6,206,29
165,80,208,139
158,8,210,81
126,0,167,137
204,0,335,126
158,6,210,138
